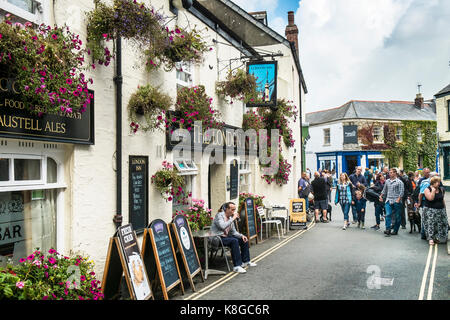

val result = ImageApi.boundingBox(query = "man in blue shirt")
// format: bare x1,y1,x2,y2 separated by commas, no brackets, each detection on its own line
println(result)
349,166,367,224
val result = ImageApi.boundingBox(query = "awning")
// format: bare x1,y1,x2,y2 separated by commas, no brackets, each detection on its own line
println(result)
439,141,450,148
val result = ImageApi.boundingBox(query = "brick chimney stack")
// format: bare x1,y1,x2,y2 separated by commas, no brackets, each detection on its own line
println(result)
415,93,424,108
285,11,299,55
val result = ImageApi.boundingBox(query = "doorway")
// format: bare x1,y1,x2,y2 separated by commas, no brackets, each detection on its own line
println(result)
345,155,358,175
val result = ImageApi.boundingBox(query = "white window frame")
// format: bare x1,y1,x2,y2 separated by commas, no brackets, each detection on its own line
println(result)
396,127,402,142
175,61,194,89
417,128,422,143
373,126,382,142
0,153,66,191
174,159,198,176
1,0,44,24
323,128,330,145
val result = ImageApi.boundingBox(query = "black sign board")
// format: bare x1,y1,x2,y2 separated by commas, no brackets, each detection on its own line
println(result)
246,61,277,108
343,125,358,144
171,215,204,291
166,118,258,158
129,156,148,233
243,197,258,245
290,199,307,229
0,78,94,144
101,224,153,300
230,160,239,199
141,219,184,300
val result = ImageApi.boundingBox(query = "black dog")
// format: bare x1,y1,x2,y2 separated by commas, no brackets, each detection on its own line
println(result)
407,203,421,233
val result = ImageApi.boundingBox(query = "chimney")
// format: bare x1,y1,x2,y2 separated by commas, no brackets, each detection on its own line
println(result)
415,93,424,108
285,11,299,55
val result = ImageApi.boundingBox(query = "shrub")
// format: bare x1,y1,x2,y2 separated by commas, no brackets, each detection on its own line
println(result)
173,199,213,231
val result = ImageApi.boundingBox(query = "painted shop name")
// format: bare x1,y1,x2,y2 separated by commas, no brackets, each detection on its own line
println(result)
0,114,66,133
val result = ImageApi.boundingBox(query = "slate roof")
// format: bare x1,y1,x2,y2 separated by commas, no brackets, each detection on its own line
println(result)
435,84,450,98
305,100,436,126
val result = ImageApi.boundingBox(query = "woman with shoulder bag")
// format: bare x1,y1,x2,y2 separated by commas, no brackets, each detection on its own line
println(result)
423,176,449,245
335,173,353,230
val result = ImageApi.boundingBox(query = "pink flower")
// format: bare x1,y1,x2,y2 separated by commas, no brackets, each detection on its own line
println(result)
48,249,57,254
51,34,58,40
48,257,56,265
65,79,72,85
102,33,108,38
0,34,2,40
16,281,25,289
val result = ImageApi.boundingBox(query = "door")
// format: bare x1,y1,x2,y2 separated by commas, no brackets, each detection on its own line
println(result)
345,155,358,175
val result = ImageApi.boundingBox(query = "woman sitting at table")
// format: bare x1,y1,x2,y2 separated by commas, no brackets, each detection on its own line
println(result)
210,202,257,274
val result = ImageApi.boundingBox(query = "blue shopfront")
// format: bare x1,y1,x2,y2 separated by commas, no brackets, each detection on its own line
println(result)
317,151,385,178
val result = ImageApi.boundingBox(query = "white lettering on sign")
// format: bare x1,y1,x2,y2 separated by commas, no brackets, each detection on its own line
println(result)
345,131,356,137
123,234,133,243
121,226,132,236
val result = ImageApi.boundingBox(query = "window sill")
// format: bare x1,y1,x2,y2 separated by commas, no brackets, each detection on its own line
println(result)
0,183,67,192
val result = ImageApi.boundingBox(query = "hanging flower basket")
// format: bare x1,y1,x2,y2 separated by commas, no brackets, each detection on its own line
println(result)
151,161,187,202
0,16,93,114
216,69,258,104
128,84,172,133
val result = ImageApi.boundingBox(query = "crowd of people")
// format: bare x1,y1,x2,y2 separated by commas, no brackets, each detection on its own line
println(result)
298,166,449,245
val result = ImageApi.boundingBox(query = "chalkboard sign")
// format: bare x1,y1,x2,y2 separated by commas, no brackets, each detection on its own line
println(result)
171,215,204,291
102,224,153,300
141,219,184,300
290,198,307,229
244,197,258,245
129,156,148,232
230,160,239,199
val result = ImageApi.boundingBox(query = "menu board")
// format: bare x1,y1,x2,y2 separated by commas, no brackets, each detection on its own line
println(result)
141,219,184,300
171,215,204,291
244,197,258,243
129,156,148,232
230,160,239,199
290,198,307,229
102,224,153,300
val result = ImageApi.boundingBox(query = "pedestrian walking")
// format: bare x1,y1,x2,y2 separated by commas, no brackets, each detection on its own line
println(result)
399,169,413,229
334,173,353,230
370,173,385,230
379,168,404,237
364,168,373,187
414,168,432,240
349,166,367,224
324,170,333,204
311,172,329,223
422,176,449,245
298,172,311,211
354,190,367,229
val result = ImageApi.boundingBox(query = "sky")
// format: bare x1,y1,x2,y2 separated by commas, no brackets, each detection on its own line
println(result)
231,0,450,114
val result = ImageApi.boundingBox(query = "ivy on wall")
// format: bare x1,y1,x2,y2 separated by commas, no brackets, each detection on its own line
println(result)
359,121,437,171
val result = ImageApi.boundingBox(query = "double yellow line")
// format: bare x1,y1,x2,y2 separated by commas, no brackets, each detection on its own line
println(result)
185,221,316,300
418,244,439,300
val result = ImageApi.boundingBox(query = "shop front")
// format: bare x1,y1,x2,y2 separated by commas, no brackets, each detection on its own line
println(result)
0,84,94,262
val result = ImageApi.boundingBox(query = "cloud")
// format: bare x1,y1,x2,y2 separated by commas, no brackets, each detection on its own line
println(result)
297,0,450,113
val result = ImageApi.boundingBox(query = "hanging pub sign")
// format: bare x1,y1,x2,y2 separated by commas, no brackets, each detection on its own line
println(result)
289,198,307,230
343,125,358,144
0,78,94,144
170,215,204,292
141,219,184,300
101,224,153,300
246,61,277,108
129,156,148,233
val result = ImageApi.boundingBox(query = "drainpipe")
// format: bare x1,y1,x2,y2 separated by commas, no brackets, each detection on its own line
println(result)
299,86,304,172
113,36,123,228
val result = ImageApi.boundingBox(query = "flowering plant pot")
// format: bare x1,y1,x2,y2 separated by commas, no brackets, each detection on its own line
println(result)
216,69,258,104
0,16,93,114
151,161,187,202
173,199,213,232
0,249,103,300
128,84,172,133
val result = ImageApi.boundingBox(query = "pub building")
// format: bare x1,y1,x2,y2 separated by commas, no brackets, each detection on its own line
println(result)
0,1,307,279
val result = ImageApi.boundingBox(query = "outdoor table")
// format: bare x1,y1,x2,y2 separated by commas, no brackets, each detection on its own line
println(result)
265,206,289,234
192,229,228,280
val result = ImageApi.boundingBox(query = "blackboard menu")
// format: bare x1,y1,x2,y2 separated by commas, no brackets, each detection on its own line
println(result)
150,219,180,290
129,156,148,232
117,224,152,300
173,215,200,275
230,160,239,199
245,198,257,238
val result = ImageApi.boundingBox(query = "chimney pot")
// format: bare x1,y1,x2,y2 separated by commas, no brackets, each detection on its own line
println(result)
288,11,295,25
415,93,424,109
285,11,299,55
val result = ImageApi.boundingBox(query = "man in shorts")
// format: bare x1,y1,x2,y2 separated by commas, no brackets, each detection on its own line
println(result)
311,172,329,223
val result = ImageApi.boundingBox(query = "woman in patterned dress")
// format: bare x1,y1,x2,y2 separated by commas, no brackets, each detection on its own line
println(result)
423,176,449,245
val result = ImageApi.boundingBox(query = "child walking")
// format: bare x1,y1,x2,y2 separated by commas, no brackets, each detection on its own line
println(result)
355,190,367,229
